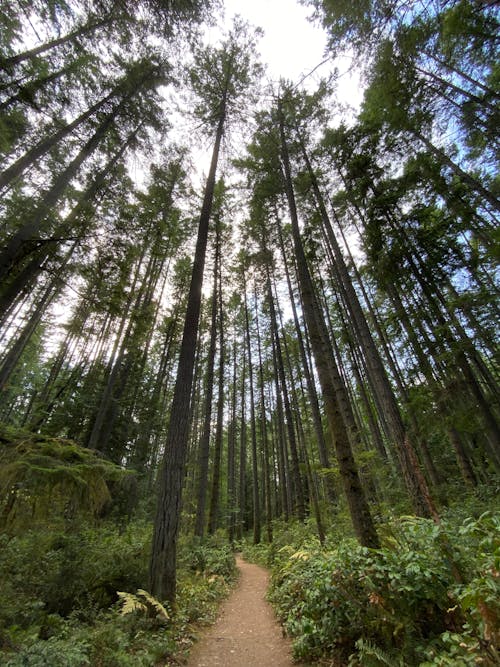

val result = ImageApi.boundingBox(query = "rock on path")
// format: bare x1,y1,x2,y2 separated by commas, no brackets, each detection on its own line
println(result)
185,556,296,667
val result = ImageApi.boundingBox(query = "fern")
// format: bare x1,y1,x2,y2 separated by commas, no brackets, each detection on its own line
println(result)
117,591,147,616
117,589,169,622
350,638,404,667
136,589,169,621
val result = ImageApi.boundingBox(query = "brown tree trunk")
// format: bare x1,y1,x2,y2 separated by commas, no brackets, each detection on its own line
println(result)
149,95,226,603
278,100,379,548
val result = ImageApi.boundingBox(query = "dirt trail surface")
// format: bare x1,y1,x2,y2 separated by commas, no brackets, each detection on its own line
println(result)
185,556,296,667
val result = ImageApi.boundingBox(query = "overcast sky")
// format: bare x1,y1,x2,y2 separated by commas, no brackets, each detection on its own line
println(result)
209,0,363,107
223,0,327,81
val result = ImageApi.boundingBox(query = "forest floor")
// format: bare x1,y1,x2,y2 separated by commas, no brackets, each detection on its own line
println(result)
183,555,301,667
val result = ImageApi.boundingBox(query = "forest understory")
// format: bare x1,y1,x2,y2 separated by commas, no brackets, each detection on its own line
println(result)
0,0,499,665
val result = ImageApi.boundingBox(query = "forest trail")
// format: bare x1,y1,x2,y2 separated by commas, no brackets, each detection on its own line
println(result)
185,556,297,667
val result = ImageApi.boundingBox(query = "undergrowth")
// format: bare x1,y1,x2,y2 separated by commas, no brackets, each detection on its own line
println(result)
0,520,237,666
243,495,500,666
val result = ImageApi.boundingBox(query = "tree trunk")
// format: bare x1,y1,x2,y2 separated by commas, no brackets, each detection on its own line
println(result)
278,100,379,548
0,94,133,282
243,280,261,544
300,139,438,518
266,269,306,521
193,260,219,538
1,16,110,69
208,251,225,535
149,95,226,603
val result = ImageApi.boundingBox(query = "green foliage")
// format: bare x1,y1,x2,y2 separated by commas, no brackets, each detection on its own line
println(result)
178,534,237,581
0,519,236,665
117,589,169,623
5,636,91,667
0,520,150,629
267,512,499,665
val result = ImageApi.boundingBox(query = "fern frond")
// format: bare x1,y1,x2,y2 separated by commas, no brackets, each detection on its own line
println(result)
353,638,404,667
117,591,147,616
136,589,170,620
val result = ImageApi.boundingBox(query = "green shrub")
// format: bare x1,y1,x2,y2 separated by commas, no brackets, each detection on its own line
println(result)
1,532,236,666
269,513,499,665
5,636,90,667
0,520,150,632
178,538,237,581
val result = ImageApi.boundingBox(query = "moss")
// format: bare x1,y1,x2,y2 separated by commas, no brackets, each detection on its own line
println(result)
0,423,134,532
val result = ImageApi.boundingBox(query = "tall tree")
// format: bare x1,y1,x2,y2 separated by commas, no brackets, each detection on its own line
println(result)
150,22,261,603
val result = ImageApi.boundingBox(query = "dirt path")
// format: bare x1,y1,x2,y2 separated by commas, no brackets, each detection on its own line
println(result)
185,556,296,667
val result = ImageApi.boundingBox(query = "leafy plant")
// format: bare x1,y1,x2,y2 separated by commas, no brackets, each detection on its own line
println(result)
267,513,500,665
117,589,169,623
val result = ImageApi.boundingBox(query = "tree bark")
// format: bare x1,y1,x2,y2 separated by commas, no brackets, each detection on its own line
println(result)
278,100,379,548
149,83,227,600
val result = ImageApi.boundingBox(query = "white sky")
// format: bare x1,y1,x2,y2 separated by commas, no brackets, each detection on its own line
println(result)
219,0,363,107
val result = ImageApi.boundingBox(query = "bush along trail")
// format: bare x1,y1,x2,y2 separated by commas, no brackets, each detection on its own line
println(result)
243,510,500,667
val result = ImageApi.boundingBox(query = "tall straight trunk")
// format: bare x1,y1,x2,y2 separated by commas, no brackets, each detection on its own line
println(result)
276,220,337,502
86,246,146,451
293,384,326,545
0,94,132,282
194,261,219,537
266,269,305,520
149,97,226,603
415,64,499,115
336,219,409,398
0,125,140,314
386,284,479,483
1,16,111,68
300,141,437,519
271,338,291,520
131,314,179,472
0,62,76,112
243,281,261,544
413,129,500,214
278,101,379,548
254,284,273,542
0,284,53,391
422,50,500,101
227,338,238,543
208,258,225,535
0,87,117,190
237,346,247,540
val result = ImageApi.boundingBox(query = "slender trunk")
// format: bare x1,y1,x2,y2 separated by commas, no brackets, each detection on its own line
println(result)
278,100,379,548
301,140,437,518
149,95,226,603
0,284,53,391
227,338,238,543
193,265,219,538
423,50,500,101
415,64,499,114
1,95,114,191
208,257,225,535
0,94,132,281
254,283,273,542
276,221,337,502
0,123,141,314
413,129,500,214
1,16,110,68
237,346,247,540
266,270,305,520
0,62,76,112
243,281,261,544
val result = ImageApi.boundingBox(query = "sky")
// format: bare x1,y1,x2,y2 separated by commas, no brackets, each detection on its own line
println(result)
218,0,363,107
